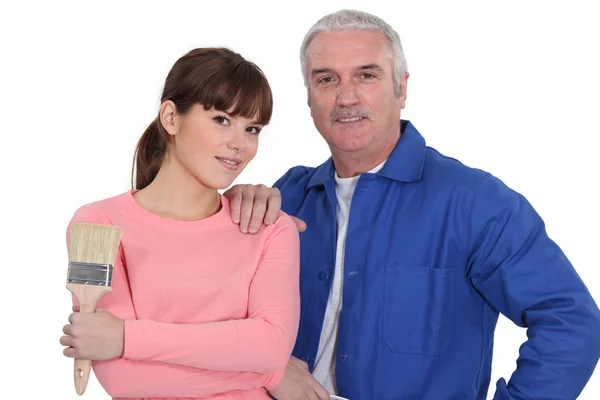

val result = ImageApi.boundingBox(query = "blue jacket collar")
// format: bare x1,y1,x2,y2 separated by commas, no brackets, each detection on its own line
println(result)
307,119,426,189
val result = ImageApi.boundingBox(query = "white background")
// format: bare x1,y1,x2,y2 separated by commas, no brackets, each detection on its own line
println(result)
1,0,599,399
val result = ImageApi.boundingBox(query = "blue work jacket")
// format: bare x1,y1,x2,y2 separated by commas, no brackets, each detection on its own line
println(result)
273,120,600,399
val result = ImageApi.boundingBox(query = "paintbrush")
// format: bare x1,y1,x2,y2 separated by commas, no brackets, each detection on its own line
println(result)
66,222,122,395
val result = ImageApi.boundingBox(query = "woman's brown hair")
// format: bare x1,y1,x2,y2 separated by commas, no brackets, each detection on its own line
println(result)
132,47,273,189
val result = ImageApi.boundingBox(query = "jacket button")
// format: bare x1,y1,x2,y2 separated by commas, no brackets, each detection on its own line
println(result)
318,271,329,280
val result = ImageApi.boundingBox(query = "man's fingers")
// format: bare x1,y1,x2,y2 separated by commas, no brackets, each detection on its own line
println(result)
239,187,256,233
224,185,284,232
223,185,240,199
290,216,307,232
226,187,244,224
264,190,282,225
248,194,269,234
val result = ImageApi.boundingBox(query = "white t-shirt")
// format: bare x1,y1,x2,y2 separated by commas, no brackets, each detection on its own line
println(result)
312,161,386,394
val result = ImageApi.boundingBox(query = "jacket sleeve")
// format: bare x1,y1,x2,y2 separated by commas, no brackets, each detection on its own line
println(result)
465,173,600,400
272,165,313,216
65,206,285,398
272,165,310,189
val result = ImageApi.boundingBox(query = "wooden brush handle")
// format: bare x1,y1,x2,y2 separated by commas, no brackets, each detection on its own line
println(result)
73,358,92,395
66,283,112,395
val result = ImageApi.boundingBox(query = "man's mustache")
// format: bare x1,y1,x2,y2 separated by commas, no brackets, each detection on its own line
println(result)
329,107,372,123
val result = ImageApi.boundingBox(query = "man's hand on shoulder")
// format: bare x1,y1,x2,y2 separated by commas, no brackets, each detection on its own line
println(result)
224,184,306,234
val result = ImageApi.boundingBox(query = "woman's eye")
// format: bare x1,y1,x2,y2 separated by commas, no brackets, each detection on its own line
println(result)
247,127,261,135
214,116,230,126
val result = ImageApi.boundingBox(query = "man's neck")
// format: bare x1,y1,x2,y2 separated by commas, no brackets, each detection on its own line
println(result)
332,134,400,178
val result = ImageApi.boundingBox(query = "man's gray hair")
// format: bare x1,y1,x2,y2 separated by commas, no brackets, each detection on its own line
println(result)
300,9,408,97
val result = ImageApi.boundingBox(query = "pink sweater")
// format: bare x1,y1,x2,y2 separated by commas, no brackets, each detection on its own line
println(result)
66,190,301,399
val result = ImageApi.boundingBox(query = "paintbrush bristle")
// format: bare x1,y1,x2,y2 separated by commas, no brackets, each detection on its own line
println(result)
68,223,123,265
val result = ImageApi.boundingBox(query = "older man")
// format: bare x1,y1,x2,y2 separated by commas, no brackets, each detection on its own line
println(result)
226,9,600,400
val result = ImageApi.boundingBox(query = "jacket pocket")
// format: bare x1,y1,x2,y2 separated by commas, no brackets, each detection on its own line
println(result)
382,264,455,355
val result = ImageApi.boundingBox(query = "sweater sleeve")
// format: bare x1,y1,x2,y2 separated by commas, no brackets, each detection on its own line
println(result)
122,213,301,372
65,206,285,398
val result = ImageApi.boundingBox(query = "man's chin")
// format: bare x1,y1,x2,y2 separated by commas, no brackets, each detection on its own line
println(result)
332,140,371,154
330,132,372,152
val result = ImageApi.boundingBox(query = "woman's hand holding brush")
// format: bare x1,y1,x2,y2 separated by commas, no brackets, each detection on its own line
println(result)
61,307,125,361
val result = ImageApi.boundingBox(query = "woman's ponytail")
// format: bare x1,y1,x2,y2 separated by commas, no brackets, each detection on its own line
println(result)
132,118,167,190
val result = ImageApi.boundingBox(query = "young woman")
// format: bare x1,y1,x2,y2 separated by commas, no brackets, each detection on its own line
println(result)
60,47,300,399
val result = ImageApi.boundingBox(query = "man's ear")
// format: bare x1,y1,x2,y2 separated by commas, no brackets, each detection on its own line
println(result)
399,72,409,109
159,100,178,136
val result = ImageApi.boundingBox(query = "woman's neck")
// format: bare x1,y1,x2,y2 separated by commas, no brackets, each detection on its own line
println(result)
134,158,221,221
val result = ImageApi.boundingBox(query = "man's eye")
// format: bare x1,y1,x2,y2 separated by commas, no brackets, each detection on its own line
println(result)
319,77,334,84
362,73,374,79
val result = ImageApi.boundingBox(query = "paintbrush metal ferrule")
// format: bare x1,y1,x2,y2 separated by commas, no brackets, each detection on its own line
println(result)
67,260,114,286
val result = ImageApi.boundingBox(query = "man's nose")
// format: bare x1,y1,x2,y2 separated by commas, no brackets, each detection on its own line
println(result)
336,81,359,107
